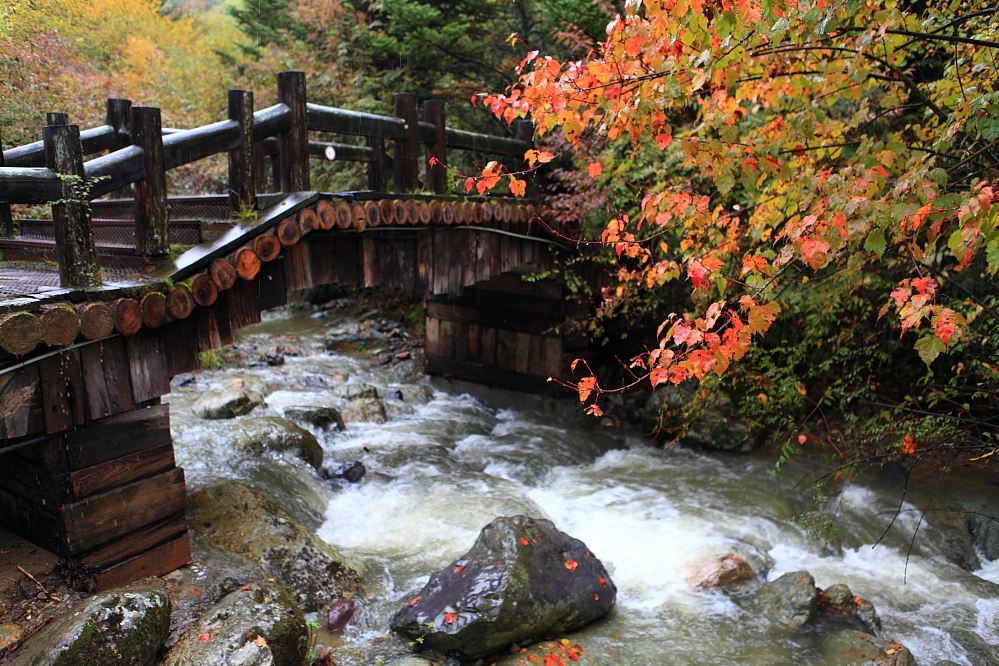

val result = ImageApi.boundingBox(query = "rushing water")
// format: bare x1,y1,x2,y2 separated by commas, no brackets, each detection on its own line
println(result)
165,307,999,666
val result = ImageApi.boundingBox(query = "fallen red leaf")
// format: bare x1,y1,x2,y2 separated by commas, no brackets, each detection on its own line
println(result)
409,596,422,606
444,612,458,624
592,592,600,601
253,636,267,647
520,537,529,546
564,560,578,572
585,551,593,558
240,586,253,591
190,588,202,595
598,576,608,588
198,633,210,642
454,565,466,574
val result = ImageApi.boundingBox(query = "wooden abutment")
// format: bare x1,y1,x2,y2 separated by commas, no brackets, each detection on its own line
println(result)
0,72,585,590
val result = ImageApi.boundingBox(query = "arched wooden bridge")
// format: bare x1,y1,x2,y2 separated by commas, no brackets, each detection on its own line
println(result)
0,72,587,590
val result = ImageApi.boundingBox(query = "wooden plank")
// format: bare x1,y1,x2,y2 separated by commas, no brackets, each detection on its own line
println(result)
309,236,336,286
488,232,503,280
469,273,563,300
80,337,134,421
0,451,71,507
256,257,288,311
125,328,170,404
433,229,450,295
94,533,190,592
425,316,441,359
448,230,466,296
362,235,380,288
546,337,563,378
212,293,234,346
0,364,45,439
514,332,531,374
528,333,544,378
468,324,481,363
462,230,477,287
162,317,200,377
16,436,68,474
70,442,175,501
378,236,400,289
65,403,171,471
398,236,416,292
225,276,261,331
452,288,564,321
0,486,63,553
454,321,469,363
80,511,186,570
336,235,361,286
61,467,187,553
496,330,517,372
283,240,314,292
424,356,567,396
438,320,455,360
416,231,433,293
481,327,497,367
425,301,561,337
195,305,222,353
38,348,86,433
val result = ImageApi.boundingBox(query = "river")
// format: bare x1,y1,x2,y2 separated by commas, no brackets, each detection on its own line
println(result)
164,306,999,666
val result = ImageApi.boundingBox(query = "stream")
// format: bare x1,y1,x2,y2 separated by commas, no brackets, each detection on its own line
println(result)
164,305,999,666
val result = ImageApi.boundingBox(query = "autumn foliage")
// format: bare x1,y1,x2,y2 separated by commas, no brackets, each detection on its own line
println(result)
476,0,999,460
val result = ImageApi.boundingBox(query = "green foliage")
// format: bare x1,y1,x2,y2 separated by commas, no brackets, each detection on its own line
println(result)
198,349,223,370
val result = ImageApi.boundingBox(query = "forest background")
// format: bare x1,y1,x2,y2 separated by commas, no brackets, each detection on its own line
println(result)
1,0,998,501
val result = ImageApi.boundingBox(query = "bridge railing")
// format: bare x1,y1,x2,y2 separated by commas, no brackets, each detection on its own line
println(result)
0,71,533,288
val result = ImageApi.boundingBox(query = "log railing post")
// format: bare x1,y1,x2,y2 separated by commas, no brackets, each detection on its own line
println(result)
106,98,132,199
228,89,256,216
424,99,447,194
0,127,12,237
517,119,536,197
131,106,169,262
393,92,418,194
367,136,386,192
47,112,69,126
43,123,101,288
277,71,309,192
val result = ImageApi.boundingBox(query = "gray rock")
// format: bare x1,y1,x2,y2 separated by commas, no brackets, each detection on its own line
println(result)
822,629,916,666
932,662,962,666
337,384,379,400
686,554,754,590
233,417,323,469
756,571,818,628
162,580,306,666
285,406,345,431
341,397,387,424
926,503,982,571
187,481,360,610
9,585,170,666
641,381,753,452
969,513,999,561
390,515,616,662
193,387,265,419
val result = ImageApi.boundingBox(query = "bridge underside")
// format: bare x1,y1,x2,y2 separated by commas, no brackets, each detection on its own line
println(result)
0,192,583,591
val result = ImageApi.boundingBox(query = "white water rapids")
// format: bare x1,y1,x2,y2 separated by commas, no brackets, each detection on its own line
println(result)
166,309,999,665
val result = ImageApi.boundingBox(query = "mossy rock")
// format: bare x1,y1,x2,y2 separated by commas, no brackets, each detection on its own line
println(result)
822,629,916,666
193,387,265,419
187,481,360,609
233,416,323,469
285,406,345,431
9,585,170,666
162,580,306,666
755,571,818,628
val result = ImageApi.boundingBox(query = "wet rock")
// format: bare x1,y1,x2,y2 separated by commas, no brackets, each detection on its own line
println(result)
641,381,753,452
968,513,999,561
686,554,754,590
285,406,345,431
162,580,307,666
390,515,616,662
193,387,265,419
756,571,818,628
187,481,360,610
337,384,379,400
233,416,323,469
225,372,270,396
341,397,387,424
326,461,366,484
9,585,169,666
0,625,23,653
932,662,962,666
327,599,355,632
818,584,881,634
822,629,916,666
926,502,982,571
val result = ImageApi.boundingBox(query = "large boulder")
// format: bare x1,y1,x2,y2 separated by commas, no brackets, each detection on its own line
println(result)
187,481,360,609
822,629,916,666
233,417,323,469
390,515,616,662
968,513,999,561
162,580,307,666
9,585,170,666
641,382,753,452
193,387,265,419
755,571,818,628
341,397,387,424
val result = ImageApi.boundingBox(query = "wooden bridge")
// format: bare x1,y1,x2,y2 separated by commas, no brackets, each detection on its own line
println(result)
0,72,585,590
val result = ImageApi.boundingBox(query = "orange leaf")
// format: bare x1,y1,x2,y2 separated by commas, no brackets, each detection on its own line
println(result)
577,376,597,403
587,162,603,178
510,178,527,197
565,559,578,571
199,633,210,642
465,178,475,193
901,435,918,454
445,612,458,624
584,404,604,417
537,151,555,163
585,551,593,558
592,592,600,601
254,636,267,647
409,596,422,605
190,588,202,595
598,576,608,588
454,565,466,574
520,537,529,546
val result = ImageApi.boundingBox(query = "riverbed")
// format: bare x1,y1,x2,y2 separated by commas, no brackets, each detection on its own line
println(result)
164,305,999,666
